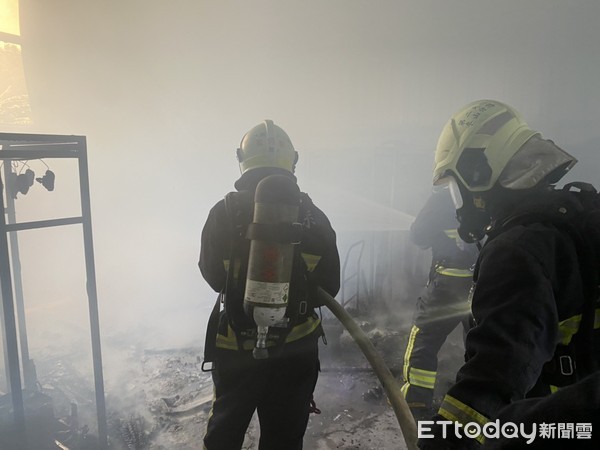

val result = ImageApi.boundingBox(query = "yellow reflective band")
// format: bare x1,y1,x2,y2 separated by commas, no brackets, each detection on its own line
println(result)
409,367,437,389
223,259,230,271
435,266,473,277
286,316,321,343
444,229,459,239
408,375,435,389
400,382,410,398
550,385,559,394
402,383,427,409
301,253,321,272
440,394,490,429
557,308,600,345
215,325,257,350
558,314,581,345
411,367,437,378
216,317,321,350
438,406,485,445
215,324,240,350
403,325,420,381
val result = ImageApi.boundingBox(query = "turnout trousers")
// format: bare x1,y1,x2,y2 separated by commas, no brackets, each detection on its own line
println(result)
402,272,473,413
203,337,319,450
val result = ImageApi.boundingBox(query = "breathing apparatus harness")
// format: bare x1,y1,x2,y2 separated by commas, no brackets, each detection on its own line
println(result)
202,176,320,369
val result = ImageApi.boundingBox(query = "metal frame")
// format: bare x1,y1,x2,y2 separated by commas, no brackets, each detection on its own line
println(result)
340,240,365,310
0,132,107,448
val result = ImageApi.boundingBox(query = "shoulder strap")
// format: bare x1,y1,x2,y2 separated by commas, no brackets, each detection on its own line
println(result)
222,191,256,333
224,191,248,240
202,192,253,364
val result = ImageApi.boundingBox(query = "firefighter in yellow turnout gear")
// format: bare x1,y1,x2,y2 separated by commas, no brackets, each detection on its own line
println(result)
402,188,478,420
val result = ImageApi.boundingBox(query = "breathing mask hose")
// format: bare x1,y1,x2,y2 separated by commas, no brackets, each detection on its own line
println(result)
317,287,418,450
243,174,301,360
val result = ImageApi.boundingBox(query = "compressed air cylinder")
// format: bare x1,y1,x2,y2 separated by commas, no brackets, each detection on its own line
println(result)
244,174,301,359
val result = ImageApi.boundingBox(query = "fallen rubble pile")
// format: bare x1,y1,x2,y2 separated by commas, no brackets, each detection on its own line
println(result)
30,309,464,449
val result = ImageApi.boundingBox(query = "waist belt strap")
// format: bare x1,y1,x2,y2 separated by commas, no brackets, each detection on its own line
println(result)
435,266,473,277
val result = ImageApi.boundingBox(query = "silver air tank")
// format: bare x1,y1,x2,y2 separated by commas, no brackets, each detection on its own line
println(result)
243,174,301,359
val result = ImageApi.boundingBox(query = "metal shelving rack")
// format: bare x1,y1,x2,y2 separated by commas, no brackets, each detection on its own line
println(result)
0,132,107,449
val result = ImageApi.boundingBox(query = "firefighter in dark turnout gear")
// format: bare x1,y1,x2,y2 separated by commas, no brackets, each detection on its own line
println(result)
418,100,600,449
402,188,478,419
199,120,340,450
482,370,600,449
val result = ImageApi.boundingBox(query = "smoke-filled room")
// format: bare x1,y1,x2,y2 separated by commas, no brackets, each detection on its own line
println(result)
1,1,599,449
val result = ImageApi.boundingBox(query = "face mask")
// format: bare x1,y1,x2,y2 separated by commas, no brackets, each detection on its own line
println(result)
456,196,491,243
447,176,464,209
440,176,489,243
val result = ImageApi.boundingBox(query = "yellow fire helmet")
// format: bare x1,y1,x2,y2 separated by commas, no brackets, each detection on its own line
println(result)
433,100,539,192
236,120,299,174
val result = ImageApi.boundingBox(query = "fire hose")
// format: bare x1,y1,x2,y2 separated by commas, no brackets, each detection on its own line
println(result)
317,286,419,450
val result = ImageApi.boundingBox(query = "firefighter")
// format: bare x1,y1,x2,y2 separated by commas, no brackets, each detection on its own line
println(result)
482,370,600,449
401,187,478,420
417,99,600,449
199,120,340,450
